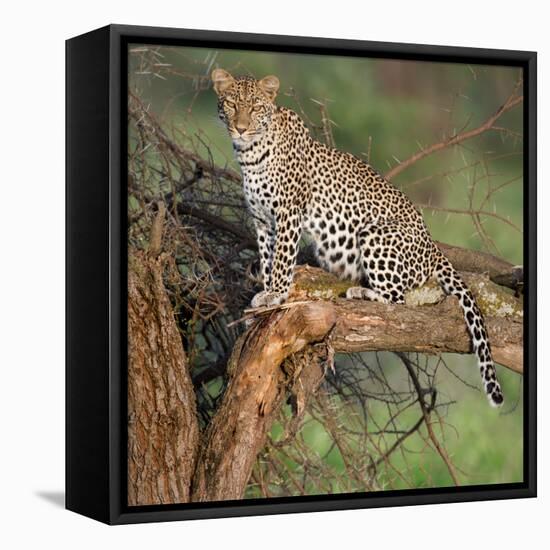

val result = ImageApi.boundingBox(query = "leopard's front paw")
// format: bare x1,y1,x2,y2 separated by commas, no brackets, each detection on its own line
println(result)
250,290,287,308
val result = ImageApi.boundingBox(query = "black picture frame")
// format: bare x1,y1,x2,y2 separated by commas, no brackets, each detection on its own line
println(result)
66,24,537,525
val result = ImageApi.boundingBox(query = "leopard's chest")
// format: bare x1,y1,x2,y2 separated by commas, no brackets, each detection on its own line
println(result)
236,146,277,223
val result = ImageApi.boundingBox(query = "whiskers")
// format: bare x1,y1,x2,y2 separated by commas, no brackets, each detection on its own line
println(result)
231,129,260,140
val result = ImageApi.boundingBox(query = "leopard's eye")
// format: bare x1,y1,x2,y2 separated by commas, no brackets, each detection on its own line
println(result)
224,100,236,110
251,104,263,113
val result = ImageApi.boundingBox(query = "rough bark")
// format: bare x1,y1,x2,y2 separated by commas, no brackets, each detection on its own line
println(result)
331,298,523,374
127,248,199,506
191,302,337,502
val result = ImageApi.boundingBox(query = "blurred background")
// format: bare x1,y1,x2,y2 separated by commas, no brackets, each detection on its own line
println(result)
128,44,524,495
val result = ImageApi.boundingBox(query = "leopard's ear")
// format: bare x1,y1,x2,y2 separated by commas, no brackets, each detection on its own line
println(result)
211,69,235,95
258,75,280,101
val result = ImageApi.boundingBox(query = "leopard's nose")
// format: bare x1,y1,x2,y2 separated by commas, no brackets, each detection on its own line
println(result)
235,124,247,135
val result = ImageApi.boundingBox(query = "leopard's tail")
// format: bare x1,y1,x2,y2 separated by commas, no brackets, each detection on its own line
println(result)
434,252,504,407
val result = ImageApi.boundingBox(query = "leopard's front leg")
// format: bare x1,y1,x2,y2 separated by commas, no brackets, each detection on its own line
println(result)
250,206,302,308
254,218,275,290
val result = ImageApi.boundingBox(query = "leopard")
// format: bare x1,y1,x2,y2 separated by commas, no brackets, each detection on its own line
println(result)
211,68,504,407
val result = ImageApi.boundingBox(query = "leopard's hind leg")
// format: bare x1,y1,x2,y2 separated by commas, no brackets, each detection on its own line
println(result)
346,221,416,305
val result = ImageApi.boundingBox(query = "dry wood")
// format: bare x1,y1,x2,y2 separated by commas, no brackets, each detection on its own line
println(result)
191,302,337,501
331,299,523,374
127,211,199,505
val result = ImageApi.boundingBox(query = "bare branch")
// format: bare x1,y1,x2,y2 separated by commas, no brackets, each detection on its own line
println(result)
397,353,460,485
289,266,523,374
148,201,165,256
385,89,523,181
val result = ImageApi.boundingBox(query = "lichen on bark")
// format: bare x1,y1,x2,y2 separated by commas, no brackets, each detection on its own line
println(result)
291,265,523,321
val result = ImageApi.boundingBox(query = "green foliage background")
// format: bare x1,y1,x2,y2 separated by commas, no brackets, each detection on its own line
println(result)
130,44,524,491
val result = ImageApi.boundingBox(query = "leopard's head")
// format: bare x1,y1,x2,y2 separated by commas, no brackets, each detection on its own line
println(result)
211,69,279,144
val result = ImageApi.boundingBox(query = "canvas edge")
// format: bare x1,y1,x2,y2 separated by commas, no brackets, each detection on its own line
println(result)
65,23,537,526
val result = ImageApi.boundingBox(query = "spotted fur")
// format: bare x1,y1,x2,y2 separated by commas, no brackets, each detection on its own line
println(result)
211,68,504,406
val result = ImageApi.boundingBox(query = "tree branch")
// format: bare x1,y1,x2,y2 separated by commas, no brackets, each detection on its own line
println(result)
177,203,256,248
397,353,460,485
385,90,523,181
288,265,523,374
191,303,337,501
129,91,242,185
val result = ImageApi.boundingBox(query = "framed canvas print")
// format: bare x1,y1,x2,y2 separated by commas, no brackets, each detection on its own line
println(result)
66,24,537,524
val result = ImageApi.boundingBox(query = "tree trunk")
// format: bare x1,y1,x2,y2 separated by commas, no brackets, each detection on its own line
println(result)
127,249,199,506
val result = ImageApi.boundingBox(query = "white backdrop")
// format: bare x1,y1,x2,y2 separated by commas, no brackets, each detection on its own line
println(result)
1,1,546,548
